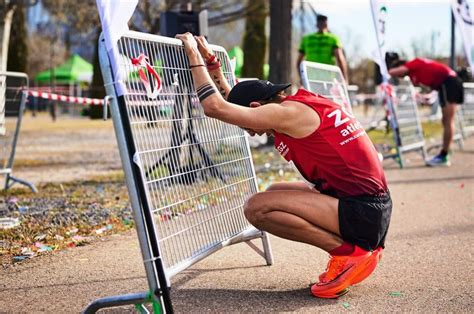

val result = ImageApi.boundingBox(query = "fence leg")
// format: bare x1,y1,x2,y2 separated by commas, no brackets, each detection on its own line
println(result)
261,231,274,266
397,151,404,169
5,174,37,192
83,291,160,314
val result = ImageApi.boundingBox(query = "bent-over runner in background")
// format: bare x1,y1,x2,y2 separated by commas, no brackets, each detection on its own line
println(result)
388,54,464,167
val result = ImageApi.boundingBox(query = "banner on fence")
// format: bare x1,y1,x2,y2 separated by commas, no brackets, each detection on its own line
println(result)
451,0,474,70
370,0,389,79
96,0,138,97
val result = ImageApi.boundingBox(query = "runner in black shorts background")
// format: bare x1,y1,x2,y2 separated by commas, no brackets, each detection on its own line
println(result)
388,55,464,167
439,75,464,107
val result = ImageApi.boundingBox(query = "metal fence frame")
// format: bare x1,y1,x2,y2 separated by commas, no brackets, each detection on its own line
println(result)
84,31,273,313
0,71,36,192
458,82,474,138
299,61,352,113
386,78,427,167
300,62,429,168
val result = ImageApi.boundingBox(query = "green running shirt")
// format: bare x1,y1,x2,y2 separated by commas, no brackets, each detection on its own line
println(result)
299,32,342,65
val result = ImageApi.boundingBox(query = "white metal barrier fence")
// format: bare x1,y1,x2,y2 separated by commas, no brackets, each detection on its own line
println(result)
389,78,427,166
459,82,474,137
300,62,429,168
85,31,273,313
0,71,36,192
299,61,352,113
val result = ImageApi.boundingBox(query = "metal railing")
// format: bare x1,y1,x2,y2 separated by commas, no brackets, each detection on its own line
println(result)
300,61,352,113
0,71,36,192
459,82,474,138
388,79,427,167
84,31,273,313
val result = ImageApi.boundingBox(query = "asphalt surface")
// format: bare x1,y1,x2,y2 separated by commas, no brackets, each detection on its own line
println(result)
1,138,473,313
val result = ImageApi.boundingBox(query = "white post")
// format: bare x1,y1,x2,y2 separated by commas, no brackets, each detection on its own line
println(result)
0,7,15,71
0,5,15,135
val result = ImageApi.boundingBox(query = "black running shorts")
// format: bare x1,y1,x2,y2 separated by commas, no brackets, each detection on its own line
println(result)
338,192,392,251
438,75,464,107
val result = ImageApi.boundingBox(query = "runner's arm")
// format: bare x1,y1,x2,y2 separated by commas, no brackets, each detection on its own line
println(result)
388,65,409,78
296,53,305,73
176,33,302,133
194,36,232,100
334,48,349,82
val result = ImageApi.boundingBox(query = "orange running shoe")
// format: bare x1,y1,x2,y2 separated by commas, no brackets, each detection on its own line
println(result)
318,247,383,284
311,246,372,298
352,247,383,285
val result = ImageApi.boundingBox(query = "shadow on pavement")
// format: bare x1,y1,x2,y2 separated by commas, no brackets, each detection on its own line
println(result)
172,287,340,312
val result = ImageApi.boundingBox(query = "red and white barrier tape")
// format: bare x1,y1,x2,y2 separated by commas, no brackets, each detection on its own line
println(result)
28,90,104,105
28,90,186,107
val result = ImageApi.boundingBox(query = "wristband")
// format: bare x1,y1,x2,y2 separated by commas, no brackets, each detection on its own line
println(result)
206,54,217,65
190,64,205,69
207,59,221,71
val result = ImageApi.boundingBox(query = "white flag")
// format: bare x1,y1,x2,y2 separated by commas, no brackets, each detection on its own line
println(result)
451,0,474,70
96,0,139,96
370,0,389,81
370,0,399,133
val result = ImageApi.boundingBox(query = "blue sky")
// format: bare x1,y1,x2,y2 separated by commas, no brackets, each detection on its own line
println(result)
301,0,472,60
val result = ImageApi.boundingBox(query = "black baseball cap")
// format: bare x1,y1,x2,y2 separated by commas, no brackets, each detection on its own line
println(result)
385,51,400,69
227,80,291,107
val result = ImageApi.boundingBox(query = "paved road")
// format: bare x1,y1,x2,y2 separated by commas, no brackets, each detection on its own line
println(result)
1,138,473,313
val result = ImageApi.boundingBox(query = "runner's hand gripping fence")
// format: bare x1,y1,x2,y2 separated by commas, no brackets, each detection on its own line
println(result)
85,32,273,313
0,71,36,192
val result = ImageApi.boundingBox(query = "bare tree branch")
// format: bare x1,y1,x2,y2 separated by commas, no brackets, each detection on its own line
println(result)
209,2,268,26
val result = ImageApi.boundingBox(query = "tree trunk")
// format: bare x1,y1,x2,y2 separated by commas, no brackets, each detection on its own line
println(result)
89,27,106,119
268,0,292,84
241,0,267,79
7,5,27,73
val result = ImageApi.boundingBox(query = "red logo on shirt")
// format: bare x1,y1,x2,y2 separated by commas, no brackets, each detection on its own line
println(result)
277,142,289,157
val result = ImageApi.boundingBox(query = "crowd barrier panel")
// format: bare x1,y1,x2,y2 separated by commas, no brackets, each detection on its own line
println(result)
300,60,352,113
0,71,36,192
458,82,474,138
84,31,273,313
387,78,427,167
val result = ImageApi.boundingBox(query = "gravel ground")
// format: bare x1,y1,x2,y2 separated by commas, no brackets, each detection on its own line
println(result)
0,113,473,312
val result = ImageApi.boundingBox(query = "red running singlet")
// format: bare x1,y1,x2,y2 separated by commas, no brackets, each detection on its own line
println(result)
274,89,388,198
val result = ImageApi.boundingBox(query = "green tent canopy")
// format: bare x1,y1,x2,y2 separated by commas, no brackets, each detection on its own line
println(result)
228,46,244,78
228,46,269,79
35,54,93,84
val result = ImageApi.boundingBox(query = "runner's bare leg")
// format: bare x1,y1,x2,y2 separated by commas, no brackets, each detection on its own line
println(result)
442,103,457,152
244,190,342,252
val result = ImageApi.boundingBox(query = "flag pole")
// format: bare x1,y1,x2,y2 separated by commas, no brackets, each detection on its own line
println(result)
450,10,456,70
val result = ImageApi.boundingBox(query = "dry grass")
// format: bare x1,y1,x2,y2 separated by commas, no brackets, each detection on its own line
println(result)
19,112,114,132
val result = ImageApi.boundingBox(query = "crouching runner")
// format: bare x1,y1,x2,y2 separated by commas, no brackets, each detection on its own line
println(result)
176,33,392,298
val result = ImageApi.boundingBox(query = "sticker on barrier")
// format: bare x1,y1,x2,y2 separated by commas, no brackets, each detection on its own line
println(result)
87,31,273,313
